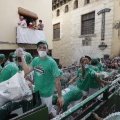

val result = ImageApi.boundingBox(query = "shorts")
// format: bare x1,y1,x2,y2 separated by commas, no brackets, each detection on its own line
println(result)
41,96,52,114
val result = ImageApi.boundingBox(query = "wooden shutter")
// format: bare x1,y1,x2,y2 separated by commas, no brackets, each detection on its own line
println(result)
81,12,95,35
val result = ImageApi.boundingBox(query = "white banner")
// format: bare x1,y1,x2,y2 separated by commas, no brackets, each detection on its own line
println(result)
17,26,46,44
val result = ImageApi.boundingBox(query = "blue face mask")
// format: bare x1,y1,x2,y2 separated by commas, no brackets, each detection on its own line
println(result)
84,64,89,68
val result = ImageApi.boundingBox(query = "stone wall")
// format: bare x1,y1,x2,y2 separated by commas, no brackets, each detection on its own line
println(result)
52,0,114,66
111,0,120,57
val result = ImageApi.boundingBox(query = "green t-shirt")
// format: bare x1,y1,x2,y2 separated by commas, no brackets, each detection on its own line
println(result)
0,62,19,82
30,56,60,97
25,52,33,65
90,65,100,89
52,85,82,111
118,68,120,74
97,62,105,71
59,69,64,77
77,68,97,92
76,68,83,89
62,85,82,111
0,65,2,71
4,60,10,66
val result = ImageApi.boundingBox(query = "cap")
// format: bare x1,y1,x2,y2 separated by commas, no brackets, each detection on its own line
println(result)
0,54,5,59
9,52,16,58
91,58,98,62
91,58,99,66
36,40,48,48
96,57,100,62
85,55,91,61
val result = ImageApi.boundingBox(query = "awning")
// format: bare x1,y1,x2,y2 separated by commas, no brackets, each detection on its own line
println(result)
18,7,38,19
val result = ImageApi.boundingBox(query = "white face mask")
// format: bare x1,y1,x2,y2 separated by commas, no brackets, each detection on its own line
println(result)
38,51,47,58
12,58,16,62
85,64,89,69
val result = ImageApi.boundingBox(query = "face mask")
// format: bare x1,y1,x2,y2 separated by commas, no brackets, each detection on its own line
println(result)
38,51,47,58
85,64,89,69
12,58,16,62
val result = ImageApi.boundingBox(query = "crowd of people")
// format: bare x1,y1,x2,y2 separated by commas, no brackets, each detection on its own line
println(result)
18,16,44,30
0,40,120,119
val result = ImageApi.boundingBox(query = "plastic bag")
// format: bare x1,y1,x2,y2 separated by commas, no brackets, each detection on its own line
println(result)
0,72,32,107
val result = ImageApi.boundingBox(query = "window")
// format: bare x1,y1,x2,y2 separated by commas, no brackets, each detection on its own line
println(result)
53,23,60,39
18,7,38,26
74,0,78,9
64,0,67,4
84,0,90,5
81,11,95,35
65,5,69,13
57,9,60,16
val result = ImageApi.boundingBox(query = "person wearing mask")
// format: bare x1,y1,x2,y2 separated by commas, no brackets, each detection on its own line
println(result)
69,57,111,100
78,57,112,100
16,40,64,118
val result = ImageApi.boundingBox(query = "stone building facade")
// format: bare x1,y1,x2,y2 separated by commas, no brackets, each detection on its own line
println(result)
52,0,120,66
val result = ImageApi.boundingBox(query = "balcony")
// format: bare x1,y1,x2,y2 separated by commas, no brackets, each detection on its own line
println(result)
16,26,45,44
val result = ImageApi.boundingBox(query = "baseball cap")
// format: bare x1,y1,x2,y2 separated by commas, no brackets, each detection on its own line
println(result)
36,40,48,48
0,54,5,59
91,58,98,62
9,52,16,58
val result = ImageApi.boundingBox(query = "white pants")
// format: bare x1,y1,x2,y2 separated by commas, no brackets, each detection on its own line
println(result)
82,90,89,96
41,96,52,114
88,88,99,96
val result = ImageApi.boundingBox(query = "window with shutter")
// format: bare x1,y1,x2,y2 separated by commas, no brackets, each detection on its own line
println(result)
65,5,69,13
81,11,95,35
57,9,60,16
74,0,78,9
84,0,90,5
53,23,60,39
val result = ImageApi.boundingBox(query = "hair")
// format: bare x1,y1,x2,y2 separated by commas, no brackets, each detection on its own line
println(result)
15,57,21,62
80,57,86,78
91,60,98,66
85,56,91,61
0,59,3,63
39,20,42,23
97,58,100,62
58,64,62,69
9,56,13,62
37,42,48,49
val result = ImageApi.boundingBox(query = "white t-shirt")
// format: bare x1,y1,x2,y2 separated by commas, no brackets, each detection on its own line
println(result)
18,20,27,27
